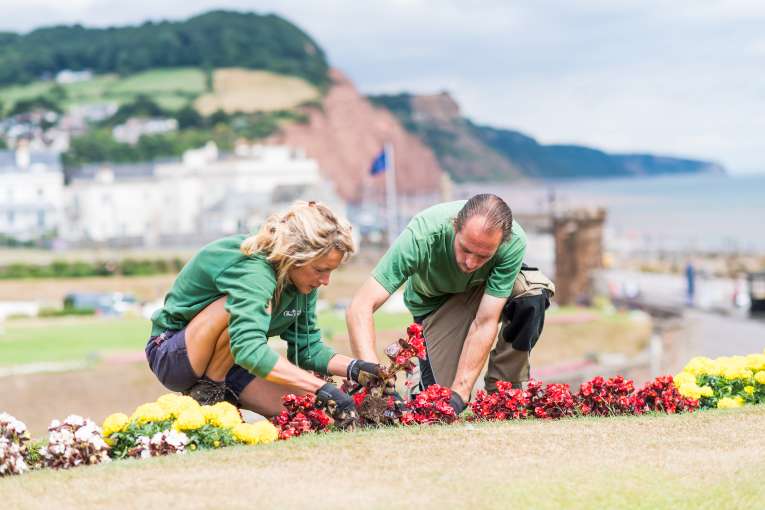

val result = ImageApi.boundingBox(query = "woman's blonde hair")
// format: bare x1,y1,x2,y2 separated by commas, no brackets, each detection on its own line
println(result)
241,201,355,302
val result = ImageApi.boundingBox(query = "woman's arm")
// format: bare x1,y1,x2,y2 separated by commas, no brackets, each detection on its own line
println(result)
262,356,329,392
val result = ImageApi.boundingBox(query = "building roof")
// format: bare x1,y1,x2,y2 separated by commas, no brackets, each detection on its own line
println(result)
69,162,157,182
0,150,62,174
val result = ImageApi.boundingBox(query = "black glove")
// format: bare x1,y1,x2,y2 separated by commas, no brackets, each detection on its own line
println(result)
315,383,358,428
449,391,467,415
382,379,404,405
347,359,382,386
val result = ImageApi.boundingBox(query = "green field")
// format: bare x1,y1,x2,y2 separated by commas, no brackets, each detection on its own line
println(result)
0,312,411,366
3,406,764,509
0,306,649,368
0,68,207,111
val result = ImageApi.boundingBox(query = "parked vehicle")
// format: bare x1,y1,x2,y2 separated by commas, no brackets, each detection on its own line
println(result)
63,292,138,316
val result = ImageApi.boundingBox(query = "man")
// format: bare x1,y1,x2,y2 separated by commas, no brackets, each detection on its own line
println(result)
346,194,554,415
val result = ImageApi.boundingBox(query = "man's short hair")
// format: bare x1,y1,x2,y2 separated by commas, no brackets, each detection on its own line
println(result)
453,194,513,242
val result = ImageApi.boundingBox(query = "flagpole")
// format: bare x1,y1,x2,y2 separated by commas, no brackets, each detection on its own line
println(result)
384,142,398,245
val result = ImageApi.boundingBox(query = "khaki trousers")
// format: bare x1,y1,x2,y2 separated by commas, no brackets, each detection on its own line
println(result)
417,267,553,394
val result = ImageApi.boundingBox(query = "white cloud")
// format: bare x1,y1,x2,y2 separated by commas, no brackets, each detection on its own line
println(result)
0,0,763,172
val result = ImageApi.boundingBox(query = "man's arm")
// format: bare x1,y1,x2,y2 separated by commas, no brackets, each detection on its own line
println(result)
345,277,392,363
451,294,506,401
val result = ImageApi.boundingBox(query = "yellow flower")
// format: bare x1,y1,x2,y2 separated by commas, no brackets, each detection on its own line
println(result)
699,386,714,398
673,372,696,388
232,421,278,445
721,364,753,380
253,421,278,444
173,407,207,431
754,371,765,385
677,383,702,400
212,401,239,415
156,394,200,418
745,354,765,372
744,386,755,395
131,403,171,425
213,440,221,448
717,397,744,409
683,356,714,376
102,412,129,436
232,423,260,445
202,404,241,429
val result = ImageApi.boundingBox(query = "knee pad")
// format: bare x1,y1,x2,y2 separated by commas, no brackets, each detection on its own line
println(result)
501,293,548,351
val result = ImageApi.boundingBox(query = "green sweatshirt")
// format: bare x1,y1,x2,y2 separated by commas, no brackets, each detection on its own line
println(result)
150,235,335,378
372,200,527,317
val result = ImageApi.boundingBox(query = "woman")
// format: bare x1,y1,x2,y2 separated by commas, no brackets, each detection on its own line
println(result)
145,201,380,424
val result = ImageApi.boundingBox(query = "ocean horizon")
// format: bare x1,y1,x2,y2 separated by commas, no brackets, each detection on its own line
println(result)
458,172,765,254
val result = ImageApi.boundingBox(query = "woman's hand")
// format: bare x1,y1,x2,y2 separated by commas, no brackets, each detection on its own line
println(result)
315,383,358,428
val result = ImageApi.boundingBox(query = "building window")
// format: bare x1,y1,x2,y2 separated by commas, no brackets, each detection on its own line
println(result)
37,209,46,228
7,211,14,226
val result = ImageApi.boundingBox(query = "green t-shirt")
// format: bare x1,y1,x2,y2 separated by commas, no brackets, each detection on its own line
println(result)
372,200,527,317
151,235,335,378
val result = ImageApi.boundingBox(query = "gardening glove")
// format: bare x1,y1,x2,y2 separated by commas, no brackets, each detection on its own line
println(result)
347,359,382,386
315,383,358,429
383,379,405,407
448,391,467,415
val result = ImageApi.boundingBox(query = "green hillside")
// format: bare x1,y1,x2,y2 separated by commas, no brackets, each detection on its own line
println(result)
0,10,329,88
371,92,725,181
0,68,206,112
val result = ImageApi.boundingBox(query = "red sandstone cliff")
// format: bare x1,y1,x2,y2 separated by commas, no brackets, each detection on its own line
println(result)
272,69,444,203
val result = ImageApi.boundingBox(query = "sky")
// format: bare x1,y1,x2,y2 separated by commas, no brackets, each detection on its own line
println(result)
1,0,763,174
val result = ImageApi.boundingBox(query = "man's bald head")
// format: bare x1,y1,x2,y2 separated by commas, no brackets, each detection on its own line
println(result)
452,194,513,273
453,194,513,242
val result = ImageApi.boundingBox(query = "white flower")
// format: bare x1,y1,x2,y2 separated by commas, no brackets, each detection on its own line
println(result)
165,430,189,449
63,415,85,427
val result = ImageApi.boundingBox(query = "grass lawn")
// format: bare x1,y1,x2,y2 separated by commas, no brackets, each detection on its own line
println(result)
0,312,411,366
3,406,764,509
0,305,649,368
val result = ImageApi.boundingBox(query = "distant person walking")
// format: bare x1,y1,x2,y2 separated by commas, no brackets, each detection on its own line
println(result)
145,201,378,426
685,261,696,307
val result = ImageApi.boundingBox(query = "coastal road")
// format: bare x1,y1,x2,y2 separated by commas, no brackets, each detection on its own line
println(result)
598,269,765,361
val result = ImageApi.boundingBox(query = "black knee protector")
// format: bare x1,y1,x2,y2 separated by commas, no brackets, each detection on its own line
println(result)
501,291,550,352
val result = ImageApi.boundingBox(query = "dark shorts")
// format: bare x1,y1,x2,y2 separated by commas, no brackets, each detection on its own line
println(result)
145,329,256,399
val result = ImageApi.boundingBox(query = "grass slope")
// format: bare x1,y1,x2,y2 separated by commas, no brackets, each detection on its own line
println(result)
0,66,317,113
0,68,207,111
194,68,319,114
3,406,764,509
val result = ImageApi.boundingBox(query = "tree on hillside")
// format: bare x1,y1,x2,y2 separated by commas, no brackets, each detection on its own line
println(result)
0,11,330,88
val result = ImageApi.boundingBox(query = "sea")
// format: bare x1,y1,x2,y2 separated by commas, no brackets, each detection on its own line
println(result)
457,173,765,254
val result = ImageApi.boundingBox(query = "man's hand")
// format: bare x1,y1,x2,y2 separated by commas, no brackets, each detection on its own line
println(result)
315,383,358,428
449,390,467,415
347,359,382,386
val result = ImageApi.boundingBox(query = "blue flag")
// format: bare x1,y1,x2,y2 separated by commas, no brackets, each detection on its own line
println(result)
369,149,387,175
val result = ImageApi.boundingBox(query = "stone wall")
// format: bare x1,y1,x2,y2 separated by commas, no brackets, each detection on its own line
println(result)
553,208,607,305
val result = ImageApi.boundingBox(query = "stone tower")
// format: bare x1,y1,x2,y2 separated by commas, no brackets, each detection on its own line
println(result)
553,208,607,305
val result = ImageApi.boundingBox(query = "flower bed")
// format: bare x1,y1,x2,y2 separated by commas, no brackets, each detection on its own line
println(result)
674,351,765,408
2,326,764,478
